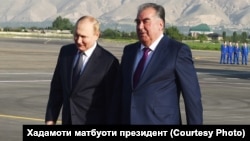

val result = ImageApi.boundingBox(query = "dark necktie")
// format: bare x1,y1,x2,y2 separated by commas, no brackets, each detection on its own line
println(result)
72,52,85,86
133,47,150,88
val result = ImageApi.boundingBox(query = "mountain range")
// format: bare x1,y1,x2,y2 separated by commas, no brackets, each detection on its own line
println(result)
1,0,250,32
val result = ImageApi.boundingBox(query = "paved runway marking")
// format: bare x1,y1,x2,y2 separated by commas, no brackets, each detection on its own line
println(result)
0,73,52,83
197,72,250,75
0,114,61,123
226,78,240,80
0,80,50,83
203,78,217,80
0,73,52,75
44,39,51,44
0,114,44,121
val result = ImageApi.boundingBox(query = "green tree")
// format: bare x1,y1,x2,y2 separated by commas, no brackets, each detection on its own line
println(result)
52,16,73,30
232,31,238,42
240,32,248,43
101,28,121,39
165,26,183,41
197,34,207,43
222,31,226,42
121,31,130,38
130,31,137,39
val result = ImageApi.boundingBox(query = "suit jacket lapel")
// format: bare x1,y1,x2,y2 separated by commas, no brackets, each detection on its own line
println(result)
71,44,101,92
127,43,141,88
136,36,170,88
69,46,79,90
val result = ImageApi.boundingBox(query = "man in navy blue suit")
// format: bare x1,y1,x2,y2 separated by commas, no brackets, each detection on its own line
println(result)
110,3,203,125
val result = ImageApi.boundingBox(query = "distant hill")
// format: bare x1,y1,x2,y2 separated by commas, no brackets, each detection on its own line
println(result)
1,0,250,33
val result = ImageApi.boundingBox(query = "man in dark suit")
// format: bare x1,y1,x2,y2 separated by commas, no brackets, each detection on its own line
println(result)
110,3,203,125
45,16,119,125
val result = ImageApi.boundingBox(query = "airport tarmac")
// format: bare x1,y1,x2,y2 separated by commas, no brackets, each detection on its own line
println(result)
0,37,250,140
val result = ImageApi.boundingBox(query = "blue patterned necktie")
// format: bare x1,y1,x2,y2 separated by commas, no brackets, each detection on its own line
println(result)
72,52,85,86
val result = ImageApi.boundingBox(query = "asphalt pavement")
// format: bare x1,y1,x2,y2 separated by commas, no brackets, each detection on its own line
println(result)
0,37,250,140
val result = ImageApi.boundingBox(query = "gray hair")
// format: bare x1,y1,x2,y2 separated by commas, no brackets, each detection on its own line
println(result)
137,3,165,28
